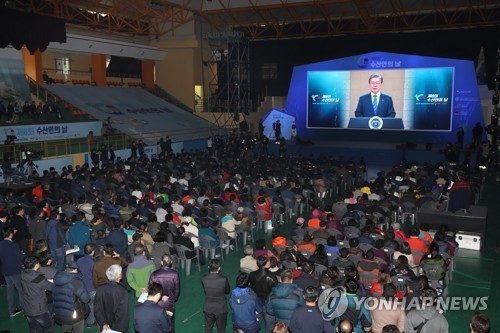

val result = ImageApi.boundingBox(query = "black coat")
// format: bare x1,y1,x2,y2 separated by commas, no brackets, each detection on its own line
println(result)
249,268,279,303
201,272,230,315
94,281,129,333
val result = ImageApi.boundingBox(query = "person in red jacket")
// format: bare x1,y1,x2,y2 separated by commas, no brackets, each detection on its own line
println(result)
255,197,272,220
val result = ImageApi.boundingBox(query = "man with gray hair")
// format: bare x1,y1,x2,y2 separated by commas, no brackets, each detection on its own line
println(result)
240,245,258,273
94,264,129,333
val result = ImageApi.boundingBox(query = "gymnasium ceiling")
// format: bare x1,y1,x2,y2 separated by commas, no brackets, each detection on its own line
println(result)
7,0,500,40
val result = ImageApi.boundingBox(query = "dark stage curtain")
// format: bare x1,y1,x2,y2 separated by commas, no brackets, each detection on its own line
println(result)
251,26,500,95
0,8,66,53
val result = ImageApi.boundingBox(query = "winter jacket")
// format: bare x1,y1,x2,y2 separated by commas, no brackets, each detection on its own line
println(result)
95,281,129,333
230,287,263,332
404,307,448,333
106,229,129,259
76,254,95,293
249,268,279,303
127,255,155,297
335,293,372,333
21,269,53,317
53,270,90,324
45,218,67,251
149,266,180,309
0,239,24,276
265,283,304,325
67,221,91,256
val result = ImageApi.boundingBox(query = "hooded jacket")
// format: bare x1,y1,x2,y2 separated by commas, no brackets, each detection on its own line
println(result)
230,287,262,332
21,269,53,317
265,283,304,325
53,270,90,324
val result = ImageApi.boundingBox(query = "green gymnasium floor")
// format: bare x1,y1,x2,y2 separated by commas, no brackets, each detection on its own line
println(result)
1,177,498,333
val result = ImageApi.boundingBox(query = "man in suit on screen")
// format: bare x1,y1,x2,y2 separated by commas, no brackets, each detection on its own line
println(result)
355,73,396,118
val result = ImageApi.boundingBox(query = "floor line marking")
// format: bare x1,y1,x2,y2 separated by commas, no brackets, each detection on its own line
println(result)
182,310,201,323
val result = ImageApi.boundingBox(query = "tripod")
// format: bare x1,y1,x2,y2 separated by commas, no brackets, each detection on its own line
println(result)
18,159,39,181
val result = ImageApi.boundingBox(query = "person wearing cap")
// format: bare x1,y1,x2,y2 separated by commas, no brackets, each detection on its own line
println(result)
307,209,322,230
292,217,308,244
52,261,90,333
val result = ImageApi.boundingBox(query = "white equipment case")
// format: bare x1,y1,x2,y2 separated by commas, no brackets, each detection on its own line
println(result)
455,231,481,250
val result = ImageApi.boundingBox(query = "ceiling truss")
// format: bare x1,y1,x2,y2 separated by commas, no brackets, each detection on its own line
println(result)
6,0,500,40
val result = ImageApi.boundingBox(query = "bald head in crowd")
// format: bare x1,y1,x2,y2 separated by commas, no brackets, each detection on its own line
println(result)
337,319,353,333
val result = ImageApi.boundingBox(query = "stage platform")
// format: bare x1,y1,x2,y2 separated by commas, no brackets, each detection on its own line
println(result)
416,205,488,245
280,139,461,168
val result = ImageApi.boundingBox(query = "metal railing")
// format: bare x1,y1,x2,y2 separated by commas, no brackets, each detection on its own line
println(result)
0,125,228,163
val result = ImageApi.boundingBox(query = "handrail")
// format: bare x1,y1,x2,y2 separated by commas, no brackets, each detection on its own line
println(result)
0,125,228,163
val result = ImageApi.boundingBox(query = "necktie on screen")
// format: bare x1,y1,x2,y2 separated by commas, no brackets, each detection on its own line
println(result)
373,95,378,115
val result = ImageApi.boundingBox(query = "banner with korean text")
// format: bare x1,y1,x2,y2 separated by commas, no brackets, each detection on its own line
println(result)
0,121,102,143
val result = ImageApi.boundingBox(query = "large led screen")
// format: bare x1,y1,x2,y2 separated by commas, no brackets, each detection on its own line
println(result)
307,67,454,131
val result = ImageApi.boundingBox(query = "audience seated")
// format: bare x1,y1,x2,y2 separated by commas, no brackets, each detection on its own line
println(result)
0,145,469,333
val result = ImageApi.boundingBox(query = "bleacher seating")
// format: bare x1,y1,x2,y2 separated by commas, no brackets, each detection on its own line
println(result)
71,79,91,85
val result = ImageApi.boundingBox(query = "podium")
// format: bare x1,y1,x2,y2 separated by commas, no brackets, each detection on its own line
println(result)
348,117,404,129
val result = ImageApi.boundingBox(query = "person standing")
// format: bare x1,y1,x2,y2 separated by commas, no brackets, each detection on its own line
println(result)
45,211,67,270
273,120,282,140
67,212,91,261
127,244,155,298
472,123,484,149
134,282,172,333
76,243,98,328
10,205,30,253
52,262,90,333
94,264,129,333
230,272,262,333
265,269,304,327
92,244,128,288
21,255,54,333
149,254,180,331
456,126,465,150
289,286,334,333
249,255,279,332
0,227,24,317
201,259,230,333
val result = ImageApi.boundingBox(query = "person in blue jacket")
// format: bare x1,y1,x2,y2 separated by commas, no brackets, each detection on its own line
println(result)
45,211,67,270
52,262,90,332
230,272,263,333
